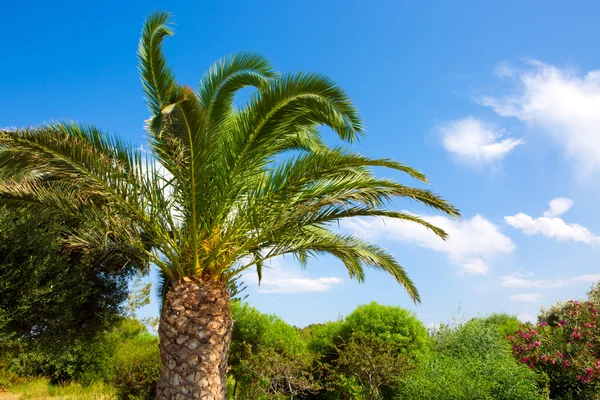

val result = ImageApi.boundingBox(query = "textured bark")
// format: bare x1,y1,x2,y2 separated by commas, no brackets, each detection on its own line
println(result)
156,277,232,400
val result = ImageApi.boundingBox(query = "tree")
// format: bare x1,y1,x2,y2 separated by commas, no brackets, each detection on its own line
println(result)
0,12,459,399
0,206,143,352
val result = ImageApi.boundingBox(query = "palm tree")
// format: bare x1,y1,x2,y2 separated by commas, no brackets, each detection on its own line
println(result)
0,12,459,399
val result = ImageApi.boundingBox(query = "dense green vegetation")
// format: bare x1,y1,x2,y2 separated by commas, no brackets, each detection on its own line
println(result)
0,207,146,350
5,291,600,399
0,207,598,399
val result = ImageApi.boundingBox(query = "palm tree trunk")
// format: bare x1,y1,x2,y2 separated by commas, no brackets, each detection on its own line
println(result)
156,277,233,400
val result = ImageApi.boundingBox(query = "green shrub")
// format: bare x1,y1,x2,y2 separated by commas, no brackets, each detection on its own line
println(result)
477,313,521,338
394,320,544,400
11,330,117,385
112,332,160,400
230,302,317,399
314,303,427,399
340,302,429,356
333,332,414,399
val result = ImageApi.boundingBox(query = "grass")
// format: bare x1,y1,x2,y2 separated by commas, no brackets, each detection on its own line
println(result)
3,378,115,399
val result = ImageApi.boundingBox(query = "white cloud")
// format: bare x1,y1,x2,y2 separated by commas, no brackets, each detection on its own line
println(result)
510,293,544,302
459,258,490,276
543,197,574,217
505,198,599,244
481,60,600,176
242,258,343,294
257,277,343,294
517,312,536,323
501,273,600,289
343,214,515,276
440,117,523,164
495,61,515,78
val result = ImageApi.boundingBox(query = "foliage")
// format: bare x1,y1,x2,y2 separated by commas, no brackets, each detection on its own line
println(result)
111,326,160,400
587,281,600,304
509,299,600,399
340,302,429,356
229,302,318,398
477,313,521,338
11,329,117,385
230,302,307,365
235,347,318,399
2,318,158,397
0,207,142,349
300,303,427,400
0,273,154,386
395,319,544,400
302,320,344,358
333,332,413,400
124,276,153,318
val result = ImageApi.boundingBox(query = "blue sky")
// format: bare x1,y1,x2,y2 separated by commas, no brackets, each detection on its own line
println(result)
5,0,600,327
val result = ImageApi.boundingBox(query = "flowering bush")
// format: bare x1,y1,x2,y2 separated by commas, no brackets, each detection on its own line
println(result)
508,300,600,398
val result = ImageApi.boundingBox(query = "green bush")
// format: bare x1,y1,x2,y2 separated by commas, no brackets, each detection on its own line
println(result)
311,303,428,399
340,302,429,356
229,302,318,399
10,331,117,385
302,320,343,368
112,331,160,400
477,313,521,338
394,320,544,400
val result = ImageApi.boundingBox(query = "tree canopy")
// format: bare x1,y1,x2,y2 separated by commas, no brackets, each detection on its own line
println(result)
0,207,145,348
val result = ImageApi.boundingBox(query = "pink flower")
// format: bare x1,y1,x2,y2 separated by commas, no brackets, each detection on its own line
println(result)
539,321,548,327
523,357,530,363
541,355,547,362
564,360,570,367
534,341,541,347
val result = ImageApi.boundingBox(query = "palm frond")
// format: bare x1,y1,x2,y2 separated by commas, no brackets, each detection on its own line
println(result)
197,51,276,126
138,11,177,117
